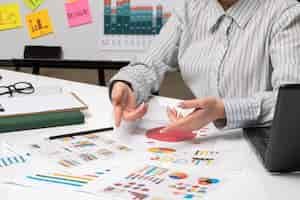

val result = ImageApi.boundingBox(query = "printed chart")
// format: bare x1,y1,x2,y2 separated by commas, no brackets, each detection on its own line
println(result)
98,164,223,200
4,164,115,193
100,0,173,50
113,122,223,169
0,153,30,168
9,132,133,169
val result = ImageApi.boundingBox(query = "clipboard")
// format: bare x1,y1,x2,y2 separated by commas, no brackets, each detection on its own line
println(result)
0,92,88,118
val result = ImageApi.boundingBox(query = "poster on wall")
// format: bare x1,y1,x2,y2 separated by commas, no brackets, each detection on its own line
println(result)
100,0,173,50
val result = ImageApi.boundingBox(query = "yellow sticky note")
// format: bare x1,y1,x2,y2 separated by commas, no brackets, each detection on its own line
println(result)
24,0,45,11
0,3,23,31
26,9,54,39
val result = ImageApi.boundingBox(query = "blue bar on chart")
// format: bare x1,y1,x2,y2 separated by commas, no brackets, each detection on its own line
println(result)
0,153,30,168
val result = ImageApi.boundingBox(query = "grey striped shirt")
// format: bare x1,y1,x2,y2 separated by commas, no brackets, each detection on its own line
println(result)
110,0,300,129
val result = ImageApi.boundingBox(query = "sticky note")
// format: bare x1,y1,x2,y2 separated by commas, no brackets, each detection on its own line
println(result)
0,3,23,31
65,0,92,28
26,9,54,39
24,0,44,11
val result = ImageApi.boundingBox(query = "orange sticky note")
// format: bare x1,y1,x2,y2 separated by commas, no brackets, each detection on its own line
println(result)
25,9,54,39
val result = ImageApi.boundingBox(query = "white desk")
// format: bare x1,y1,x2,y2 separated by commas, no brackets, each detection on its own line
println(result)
0,69,299,200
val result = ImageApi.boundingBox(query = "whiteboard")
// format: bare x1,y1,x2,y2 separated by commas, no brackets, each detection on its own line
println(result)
0,0,153,61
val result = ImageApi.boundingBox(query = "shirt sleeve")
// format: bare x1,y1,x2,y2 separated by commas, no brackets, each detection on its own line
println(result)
108,5,185,105
222,4,300,129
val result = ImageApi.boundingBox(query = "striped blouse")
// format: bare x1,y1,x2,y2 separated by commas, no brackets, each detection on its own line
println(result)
110,0,300,129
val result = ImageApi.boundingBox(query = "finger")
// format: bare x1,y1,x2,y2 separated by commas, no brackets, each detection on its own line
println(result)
167,107,179,122
111,84,126,106
160,115,195,133
178,99,207,109
126,87,137,110
178,112,184,119
111,85,127,127
123,102,148,121
114,104,123,127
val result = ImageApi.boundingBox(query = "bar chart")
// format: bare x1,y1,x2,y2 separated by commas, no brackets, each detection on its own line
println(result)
104,0,171,35
100,0,173,50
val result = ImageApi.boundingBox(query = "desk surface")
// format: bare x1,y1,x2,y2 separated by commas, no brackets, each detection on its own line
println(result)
0,69,299,200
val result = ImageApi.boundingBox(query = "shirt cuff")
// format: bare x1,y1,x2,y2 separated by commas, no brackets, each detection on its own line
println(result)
223,97,261,129
108,66,152,105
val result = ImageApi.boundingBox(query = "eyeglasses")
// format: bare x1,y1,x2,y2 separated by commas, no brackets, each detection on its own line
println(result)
0,82,35,97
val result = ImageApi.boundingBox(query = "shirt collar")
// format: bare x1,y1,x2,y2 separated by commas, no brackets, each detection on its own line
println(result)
207,0,225,32
207,0,261,31
227,0,261,29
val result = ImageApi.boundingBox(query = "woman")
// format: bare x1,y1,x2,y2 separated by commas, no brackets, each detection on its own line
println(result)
109,0,300,132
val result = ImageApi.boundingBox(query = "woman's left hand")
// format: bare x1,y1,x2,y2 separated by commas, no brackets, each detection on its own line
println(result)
161,97,226,133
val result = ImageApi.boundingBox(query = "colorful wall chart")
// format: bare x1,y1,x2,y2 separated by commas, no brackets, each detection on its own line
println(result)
23,0,45,11
0,3,23,31
25,9,54,39
65,0,93,28
104,0,171,35
100,0,173,50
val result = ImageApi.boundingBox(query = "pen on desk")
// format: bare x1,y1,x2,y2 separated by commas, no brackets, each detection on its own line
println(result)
48,127,114,140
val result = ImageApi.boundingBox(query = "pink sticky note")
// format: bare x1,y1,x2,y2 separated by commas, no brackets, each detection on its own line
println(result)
65,0,92,27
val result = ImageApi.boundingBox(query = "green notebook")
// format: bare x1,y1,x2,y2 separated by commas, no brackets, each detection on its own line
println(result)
0,111,84,133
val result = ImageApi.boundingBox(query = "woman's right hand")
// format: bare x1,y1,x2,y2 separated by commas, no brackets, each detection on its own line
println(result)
111,81,148,127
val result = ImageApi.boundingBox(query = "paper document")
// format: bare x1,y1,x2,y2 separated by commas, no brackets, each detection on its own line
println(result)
7,131,133,169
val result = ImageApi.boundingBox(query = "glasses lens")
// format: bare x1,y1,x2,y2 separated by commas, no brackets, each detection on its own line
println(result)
14,82,34,94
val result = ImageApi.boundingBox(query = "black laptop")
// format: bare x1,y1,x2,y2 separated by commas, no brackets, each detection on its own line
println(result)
244,84,300,172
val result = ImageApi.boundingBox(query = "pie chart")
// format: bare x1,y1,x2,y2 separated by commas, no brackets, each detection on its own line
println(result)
146,127,196,142
169,172,188,180
198,177,220,185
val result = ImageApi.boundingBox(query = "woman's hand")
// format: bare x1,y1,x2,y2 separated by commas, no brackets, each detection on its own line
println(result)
161,97,225,132
111,81,148,127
